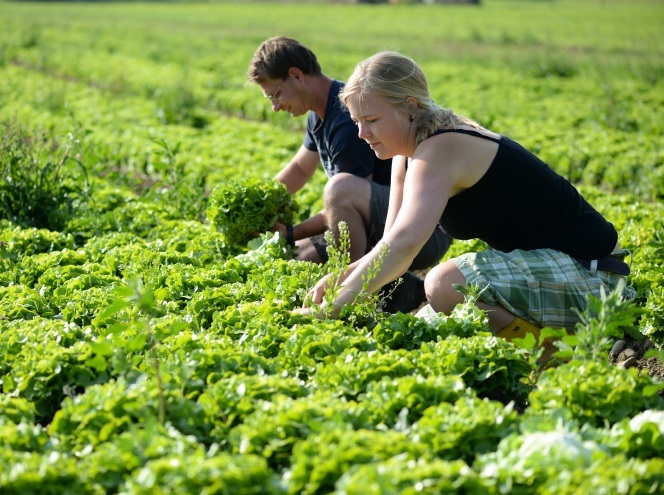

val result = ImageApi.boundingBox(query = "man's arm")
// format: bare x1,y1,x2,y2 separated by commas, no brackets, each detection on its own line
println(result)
276,145,321,194
292,211,327,240
270,145,327,242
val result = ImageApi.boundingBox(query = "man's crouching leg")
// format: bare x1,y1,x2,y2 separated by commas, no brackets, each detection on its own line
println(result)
293,236,326,263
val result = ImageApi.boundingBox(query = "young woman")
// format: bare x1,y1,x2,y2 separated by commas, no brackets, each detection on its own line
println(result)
297,51,628,338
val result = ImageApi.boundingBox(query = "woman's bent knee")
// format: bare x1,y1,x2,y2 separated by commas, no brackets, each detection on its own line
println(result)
424,261,467,314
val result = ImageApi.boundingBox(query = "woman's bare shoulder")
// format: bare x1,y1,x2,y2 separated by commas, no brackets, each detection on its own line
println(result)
414,128,499,194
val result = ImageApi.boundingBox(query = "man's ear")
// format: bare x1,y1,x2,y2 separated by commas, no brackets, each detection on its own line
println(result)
288,67,305,81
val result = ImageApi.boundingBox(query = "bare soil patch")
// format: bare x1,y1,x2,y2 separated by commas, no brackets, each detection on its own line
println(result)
615,336,664,396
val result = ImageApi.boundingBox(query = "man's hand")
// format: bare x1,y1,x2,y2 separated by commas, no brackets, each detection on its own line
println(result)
271,221,287,236
252,220,287,239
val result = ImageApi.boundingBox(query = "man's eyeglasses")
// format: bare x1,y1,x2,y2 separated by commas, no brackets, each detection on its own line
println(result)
265,78,287,103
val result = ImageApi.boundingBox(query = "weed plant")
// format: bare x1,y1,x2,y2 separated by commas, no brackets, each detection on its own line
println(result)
0,119,90,231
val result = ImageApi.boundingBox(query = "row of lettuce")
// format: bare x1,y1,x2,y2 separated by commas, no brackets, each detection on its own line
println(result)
1,172,663,492
1,3,663,491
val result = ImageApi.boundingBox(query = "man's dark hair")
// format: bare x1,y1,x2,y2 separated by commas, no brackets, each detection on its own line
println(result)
248,36,322,83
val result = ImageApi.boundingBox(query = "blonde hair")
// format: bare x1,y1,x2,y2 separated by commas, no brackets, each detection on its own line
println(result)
339,51,482,146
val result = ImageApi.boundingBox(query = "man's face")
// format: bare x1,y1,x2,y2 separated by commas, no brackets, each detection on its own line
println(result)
259,77,307,117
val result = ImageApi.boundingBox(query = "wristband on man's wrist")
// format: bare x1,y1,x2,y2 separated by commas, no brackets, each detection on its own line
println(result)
286,225,295,246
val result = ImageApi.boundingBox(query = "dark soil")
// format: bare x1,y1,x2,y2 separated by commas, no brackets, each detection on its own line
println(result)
614,336,664,395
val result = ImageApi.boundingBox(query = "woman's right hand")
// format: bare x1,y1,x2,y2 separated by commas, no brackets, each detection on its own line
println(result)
297,259,357,318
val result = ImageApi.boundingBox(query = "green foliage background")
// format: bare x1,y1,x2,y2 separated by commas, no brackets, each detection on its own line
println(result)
0,0,662,196
0,0,663,493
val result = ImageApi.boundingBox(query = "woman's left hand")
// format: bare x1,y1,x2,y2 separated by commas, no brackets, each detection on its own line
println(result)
292,305,326,319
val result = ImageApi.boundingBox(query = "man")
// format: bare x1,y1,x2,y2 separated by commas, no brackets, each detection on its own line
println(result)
247,36,451,313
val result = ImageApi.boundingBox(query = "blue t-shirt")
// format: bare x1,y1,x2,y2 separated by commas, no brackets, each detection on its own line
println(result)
303,79,391,186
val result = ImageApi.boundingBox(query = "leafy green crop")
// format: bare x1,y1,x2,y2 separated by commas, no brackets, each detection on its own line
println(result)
474,428,664,494
118,449,285,495
527,360,663,428
0,2,663,493
206,179,298,248
418,336,535,405
603,410,664,460
474,429,611,494
227,393,367,470
289,428,430,495
413,396,520,464
334,457,489,495
358,374,468,428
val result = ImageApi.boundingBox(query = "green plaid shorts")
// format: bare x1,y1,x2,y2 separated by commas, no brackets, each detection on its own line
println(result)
452,248,626,329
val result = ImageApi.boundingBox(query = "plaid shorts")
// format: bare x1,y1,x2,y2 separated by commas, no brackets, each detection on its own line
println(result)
452,248,626,329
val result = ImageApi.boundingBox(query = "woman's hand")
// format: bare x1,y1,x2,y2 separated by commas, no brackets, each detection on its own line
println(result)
291,305,326,319
292,273,342,320
292,300,343,320
293,257,364,320
304,272,334,306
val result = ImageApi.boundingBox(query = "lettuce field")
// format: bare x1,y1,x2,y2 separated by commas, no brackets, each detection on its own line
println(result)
1,0,664,493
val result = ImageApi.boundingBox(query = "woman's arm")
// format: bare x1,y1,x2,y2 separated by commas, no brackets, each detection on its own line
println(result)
298,134,484,318
383,155,407,234
313,148,456,316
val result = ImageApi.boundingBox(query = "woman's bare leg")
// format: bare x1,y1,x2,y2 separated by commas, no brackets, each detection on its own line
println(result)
424,261,515,332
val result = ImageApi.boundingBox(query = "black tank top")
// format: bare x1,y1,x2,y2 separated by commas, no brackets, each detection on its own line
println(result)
427,129,617,260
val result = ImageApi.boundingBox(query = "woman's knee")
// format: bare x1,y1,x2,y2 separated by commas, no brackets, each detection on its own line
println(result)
424,261,467,314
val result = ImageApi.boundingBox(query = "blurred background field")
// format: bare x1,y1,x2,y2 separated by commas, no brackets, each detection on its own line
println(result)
1,0,662,198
